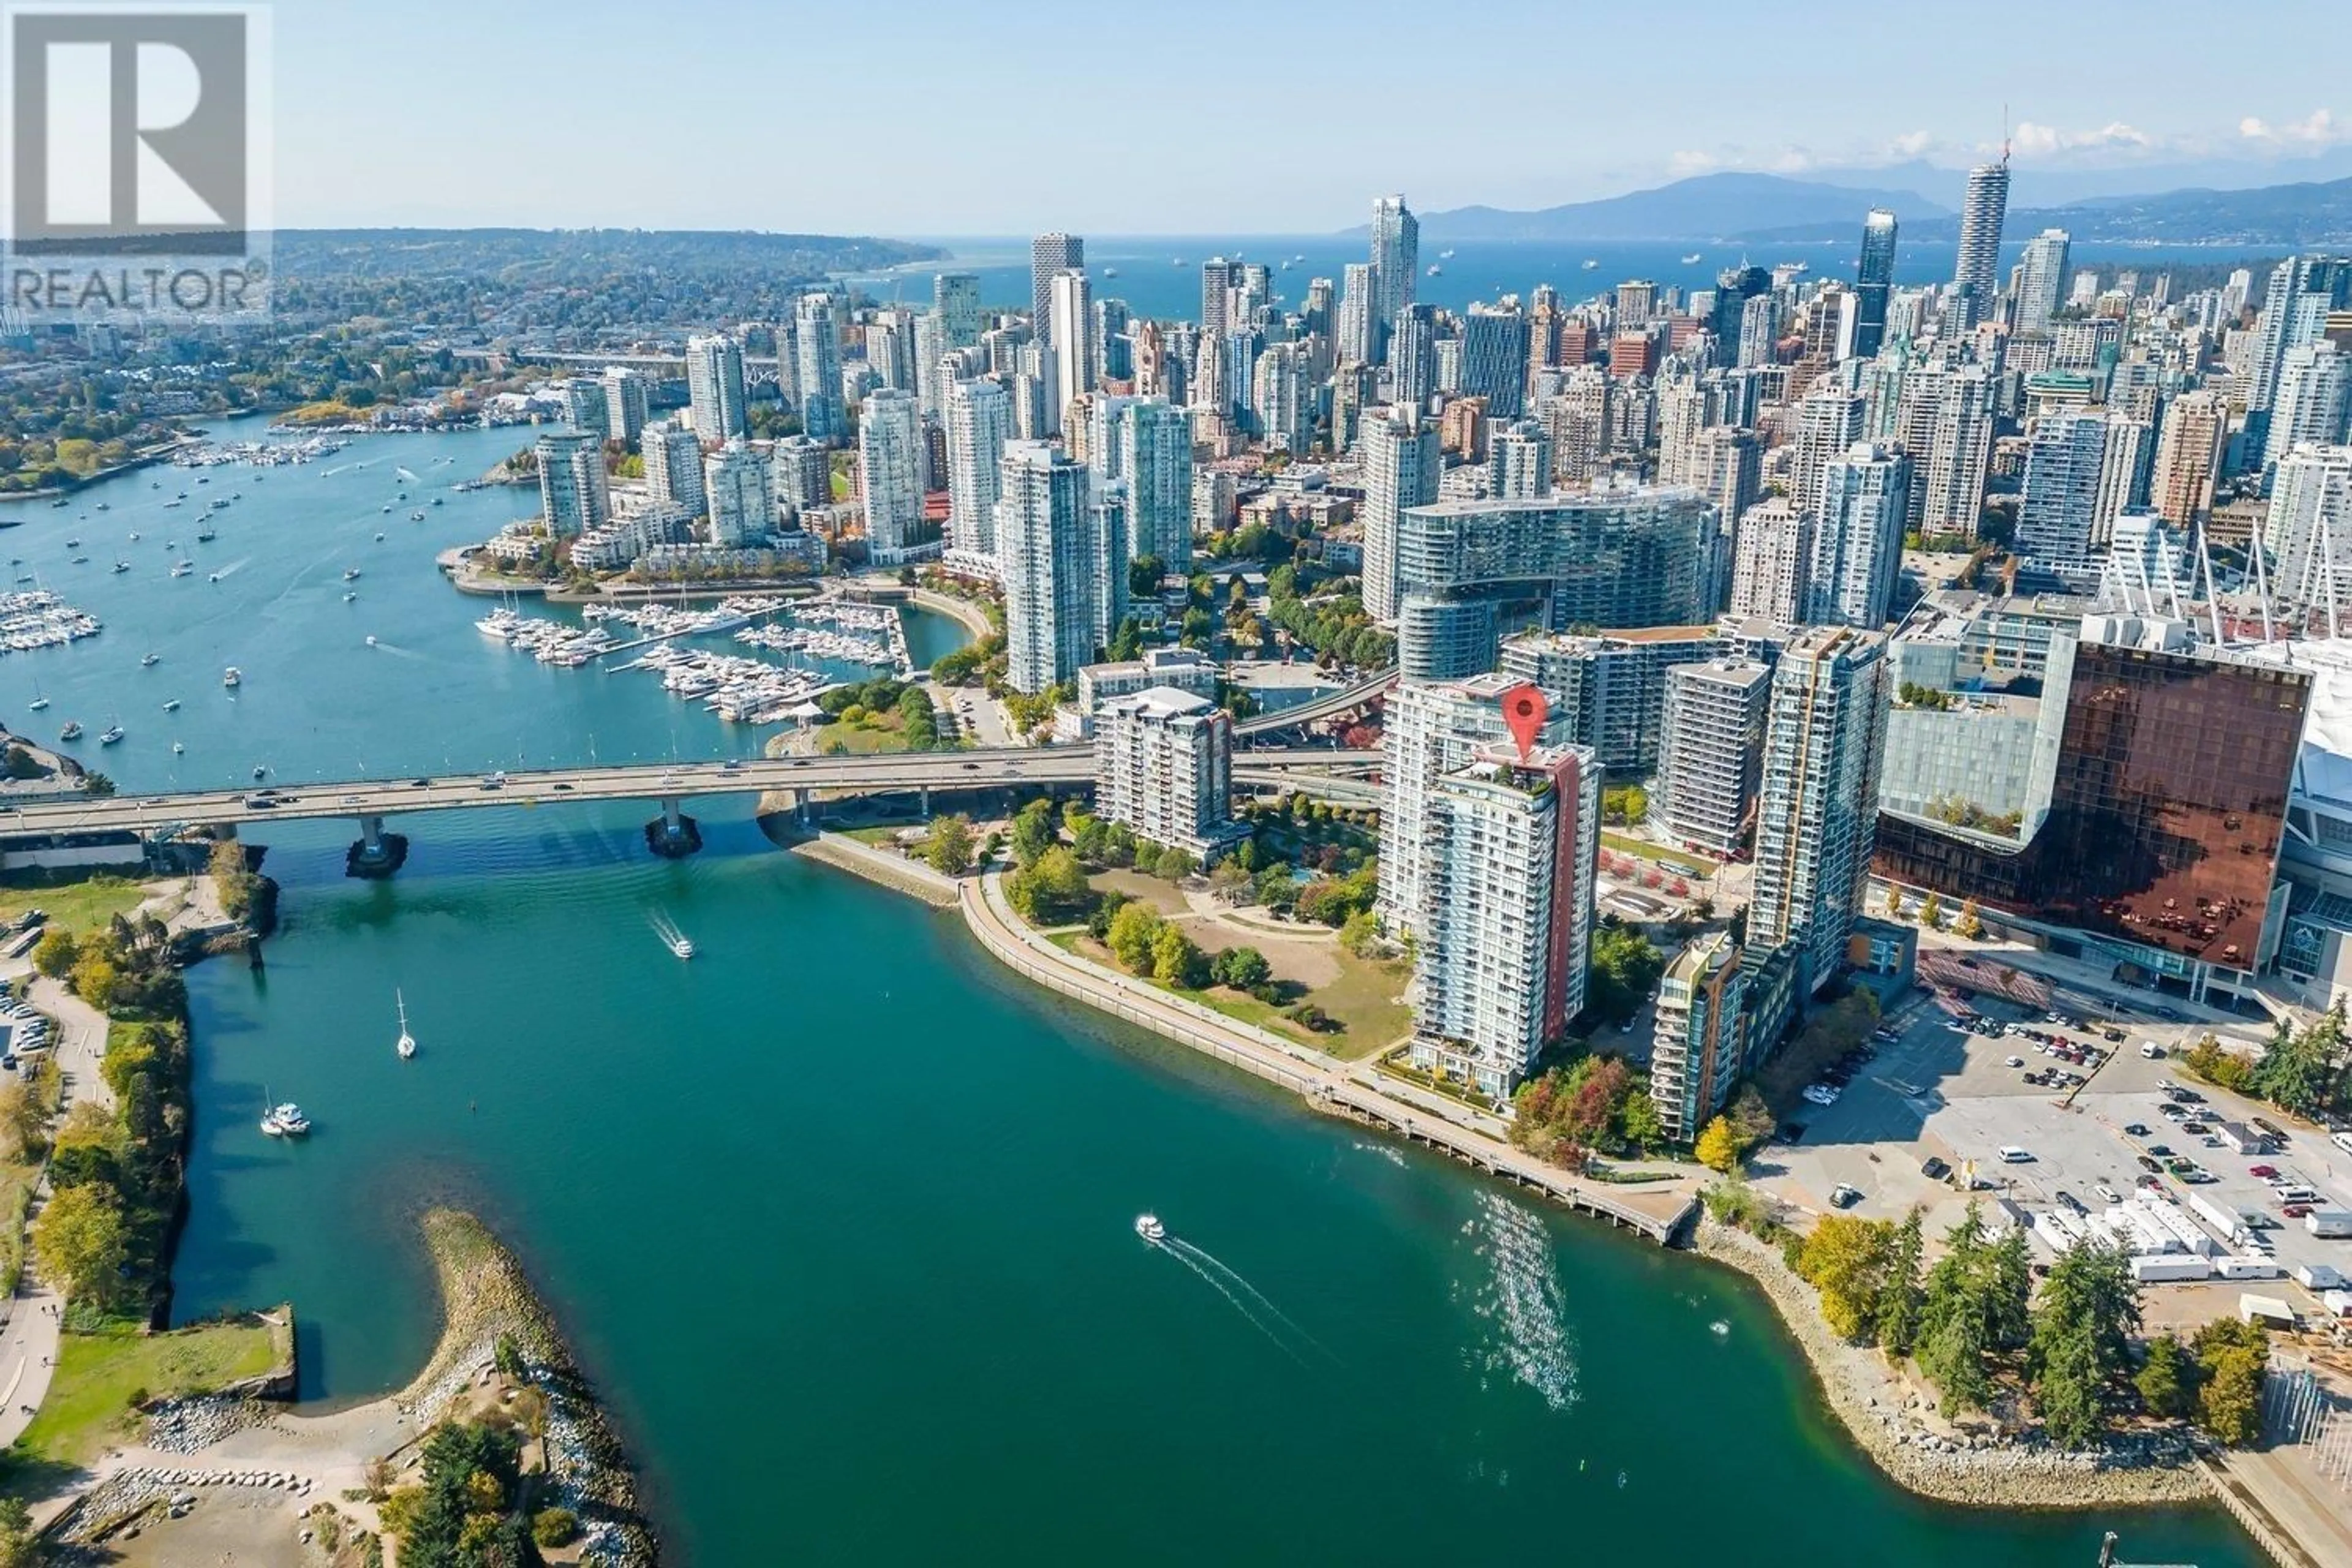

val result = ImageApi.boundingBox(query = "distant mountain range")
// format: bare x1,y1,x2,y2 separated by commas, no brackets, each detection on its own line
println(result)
1370,167,2352,247
1734,176,2352,247
1382,173,1949,243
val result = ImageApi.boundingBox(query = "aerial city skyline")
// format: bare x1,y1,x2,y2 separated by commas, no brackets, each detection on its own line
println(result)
5,6,2352,1559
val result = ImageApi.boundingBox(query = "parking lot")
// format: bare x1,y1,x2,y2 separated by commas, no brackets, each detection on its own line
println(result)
1755,993,2352,1302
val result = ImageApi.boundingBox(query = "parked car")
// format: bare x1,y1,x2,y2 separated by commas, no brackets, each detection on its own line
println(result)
1831,1185,1863,1209
2095,1183,2122,1204
2006,1055,2026,1068
1921,1156,1950,1180
2147,1144,2174,1158
2250,1164,2280,1180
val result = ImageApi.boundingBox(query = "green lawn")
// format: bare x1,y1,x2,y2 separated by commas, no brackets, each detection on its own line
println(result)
1313,948,1415,1059
1057,929,1406,1058
0,873,149,940
14,1319,279,1466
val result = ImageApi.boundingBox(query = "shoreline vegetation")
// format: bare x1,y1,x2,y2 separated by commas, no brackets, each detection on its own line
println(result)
2,862,656,1562
769,811,2264,1533
43,1208,656,1566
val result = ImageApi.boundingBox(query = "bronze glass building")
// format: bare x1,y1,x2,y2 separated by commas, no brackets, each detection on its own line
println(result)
1875,643,2310,973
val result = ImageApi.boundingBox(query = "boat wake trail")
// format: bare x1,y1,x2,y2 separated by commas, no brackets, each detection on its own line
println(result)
1458,1191,1580,1412
1147,1238,1302,1363
1163,1238,1335,1362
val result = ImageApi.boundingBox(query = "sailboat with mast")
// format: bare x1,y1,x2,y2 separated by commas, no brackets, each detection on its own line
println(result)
395,989,417,1060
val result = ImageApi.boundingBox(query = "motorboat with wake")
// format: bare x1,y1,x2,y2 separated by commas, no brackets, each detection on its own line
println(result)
1134,1214,1166,1242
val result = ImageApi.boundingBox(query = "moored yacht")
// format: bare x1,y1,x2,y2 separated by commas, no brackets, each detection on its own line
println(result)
260,1101,311,1137
98,723,123,745
222,666,241,687
58,720,81,742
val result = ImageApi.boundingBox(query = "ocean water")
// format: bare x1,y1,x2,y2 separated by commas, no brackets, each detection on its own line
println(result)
3,426,2264,1566
845,235,2272,322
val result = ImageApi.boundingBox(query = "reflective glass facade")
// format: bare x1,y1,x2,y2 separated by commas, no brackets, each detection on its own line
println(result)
1875,644,2309,973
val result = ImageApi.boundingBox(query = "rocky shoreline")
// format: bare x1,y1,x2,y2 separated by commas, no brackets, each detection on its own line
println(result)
1692,1217,2213,1510
404,1208,659,1566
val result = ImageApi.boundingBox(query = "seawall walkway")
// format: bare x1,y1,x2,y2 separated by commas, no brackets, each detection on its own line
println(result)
958,872,1695,1244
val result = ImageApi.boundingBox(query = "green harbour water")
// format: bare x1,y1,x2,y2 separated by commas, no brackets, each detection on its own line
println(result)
7,422,2263,1564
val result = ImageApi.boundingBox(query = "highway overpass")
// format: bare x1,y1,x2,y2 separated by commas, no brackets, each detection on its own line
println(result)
1232,668,1395,737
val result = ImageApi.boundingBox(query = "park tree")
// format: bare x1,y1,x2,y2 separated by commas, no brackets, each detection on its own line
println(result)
1009,799,1059,867
1006,846,1091,924
2192,1319,2269,1447
0,1079,47,1160
2135,1332,2194,1420
1874,1207,1927,1355
32,1182,126,1306
2034,1320,2109,1449
1212,947,1272,992
1619,1089,1665,1153
1586,921,1666,1027
1918,890,1944,929
1797,1215,1896,1341
1953,899,1985,940
31,927,77,978
1727,1085,1776,1152
924,814,975,875
1151,924,1207,988
1340,908,1381,957
1917,1302,1992,1411
1107,902,1164,973
1694,1115,1740,1173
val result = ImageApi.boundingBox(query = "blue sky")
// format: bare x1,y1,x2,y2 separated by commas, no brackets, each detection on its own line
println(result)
273,0,2352,234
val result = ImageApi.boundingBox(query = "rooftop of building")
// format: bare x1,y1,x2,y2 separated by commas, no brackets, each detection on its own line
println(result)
1663,930,1736,984
1673,658,1773,691
1507,623,1720,650
1099,684,1218,722
1893,586,2104,646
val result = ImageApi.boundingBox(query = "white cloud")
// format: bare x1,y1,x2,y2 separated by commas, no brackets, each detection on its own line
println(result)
2010,120,2152,157
1886,130,1937,159
2241,108,2347,148
1667,149,1721,176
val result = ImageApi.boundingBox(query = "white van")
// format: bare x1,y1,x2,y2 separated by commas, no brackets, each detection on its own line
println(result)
1998,1145,2035,1163
2274,1185,2321,1206
2140,1040,2165,1059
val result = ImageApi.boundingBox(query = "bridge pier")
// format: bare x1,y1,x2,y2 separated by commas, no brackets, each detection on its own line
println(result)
644,794,702,859
920,785,931,818
345,813,409,879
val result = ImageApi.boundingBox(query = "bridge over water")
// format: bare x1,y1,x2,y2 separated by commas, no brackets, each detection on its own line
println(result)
0,744,1382,875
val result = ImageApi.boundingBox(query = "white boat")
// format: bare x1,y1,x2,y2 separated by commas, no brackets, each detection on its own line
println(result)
1134,1213,1166,1242
161,698,180,712
58,720,80,742
1427,263,1441,276
1681,252,1703,265
1581,258,1599,270
170,562,192,578
97,723,123,745
140,651,159,666
365,635,378,647
395,990,417,1060
343,567,361,581
222,666,241,687
260,1101,310,1137
374,531,385,541
171,741,184,754
344,591,358,603
669,935,695,960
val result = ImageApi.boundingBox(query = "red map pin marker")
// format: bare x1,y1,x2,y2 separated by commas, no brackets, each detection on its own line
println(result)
1501,684,1547,761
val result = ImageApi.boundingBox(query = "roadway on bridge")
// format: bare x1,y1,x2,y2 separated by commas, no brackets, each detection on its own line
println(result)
1,746,1383,837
